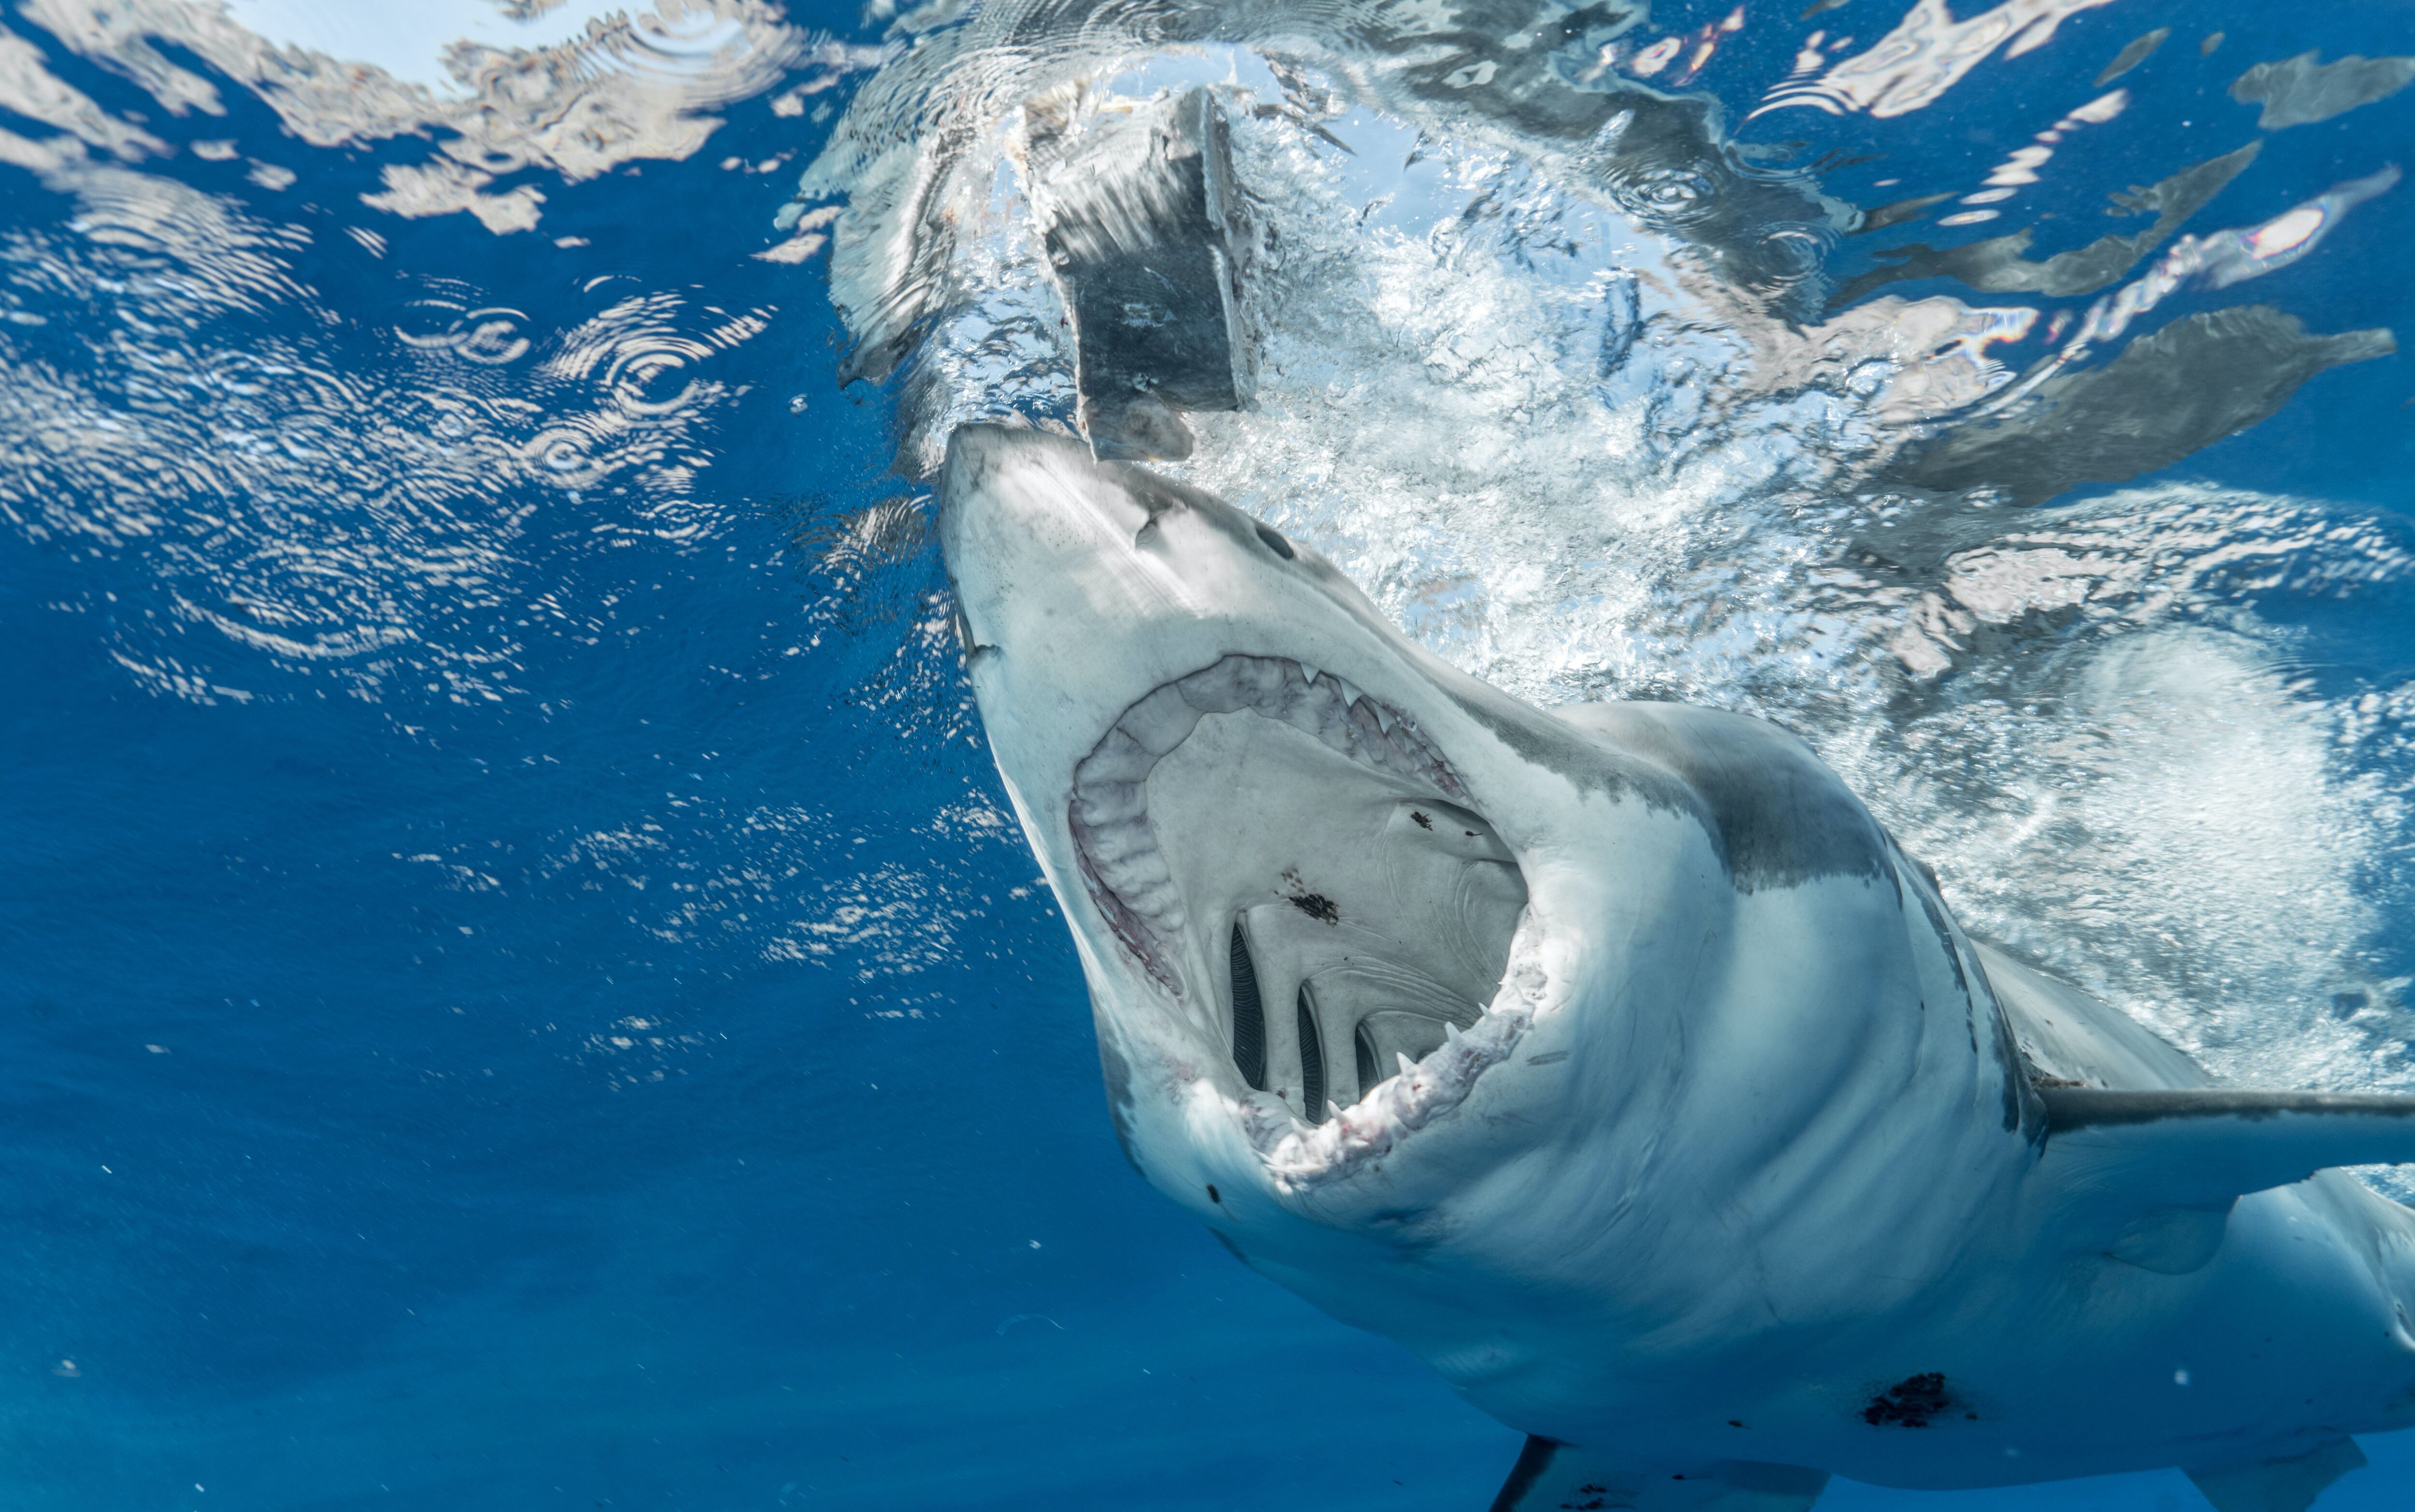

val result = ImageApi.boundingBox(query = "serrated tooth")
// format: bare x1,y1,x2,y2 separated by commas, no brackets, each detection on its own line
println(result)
1347,699,1393,756
1296,660,1319,688
1334,675,1363,707
1444,1020,1462,1044
1396,1051,1417,1078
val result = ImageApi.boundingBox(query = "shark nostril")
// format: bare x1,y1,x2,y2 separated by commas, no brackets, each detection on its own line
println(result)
1254,524,1294,560
1298,985,1326,1123
1230,921,1267,1091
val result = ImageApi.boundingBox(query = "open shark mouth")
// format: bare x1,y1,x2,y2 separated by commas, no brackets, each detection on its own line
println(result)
1066,651,1546,1185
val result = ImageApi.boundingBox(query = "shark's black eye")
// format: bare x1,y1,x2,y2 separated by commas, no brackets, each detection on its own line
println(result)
1297,986,1326,1123
1229,921,1267,1091
1254,524,1294,560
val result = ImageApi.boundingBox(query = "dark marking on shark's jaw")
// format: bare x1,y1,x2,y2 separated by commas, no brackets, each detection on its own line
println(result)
1289,892,1339,924
1623,707,1890,891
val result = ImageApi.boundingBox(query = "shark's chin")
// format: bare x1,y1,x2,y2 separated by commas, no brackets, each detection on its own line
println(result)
1064,651,1539,1180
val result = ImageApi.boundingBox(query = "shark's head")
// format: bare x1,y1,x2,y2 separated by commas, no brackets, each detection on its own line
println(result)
938,424,2017,1376
938,425,1615,1187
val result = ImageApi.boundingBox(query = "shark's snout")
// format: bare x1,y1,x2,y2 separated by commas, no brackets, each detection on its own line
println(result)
938,423,1156,661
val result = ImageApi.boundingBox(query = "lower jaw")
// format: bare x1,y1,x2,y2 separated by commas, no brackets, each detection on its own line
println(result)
1249,915,1549,1188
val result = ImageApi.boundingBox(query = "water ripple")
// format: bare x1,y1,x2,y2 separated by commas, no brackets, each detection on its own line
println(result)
0,153,775,708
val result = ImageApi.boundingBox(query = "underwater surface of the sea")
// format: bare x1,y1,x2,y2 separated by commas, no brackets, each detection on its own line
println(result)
5,0,2415,1507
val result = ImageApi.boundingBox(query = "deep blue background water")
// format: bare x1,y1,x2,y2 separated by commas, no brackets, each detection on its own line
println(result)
4,1,2415,1508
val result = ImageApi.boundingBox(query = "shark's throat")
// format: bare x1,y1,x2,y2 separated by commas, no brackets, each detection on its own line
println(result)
1067,653,1534,1163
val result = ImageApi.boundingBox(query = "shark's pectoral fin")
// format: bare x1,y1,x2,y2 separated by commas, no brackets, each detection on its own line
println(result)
2185,1437,2368,1512
2041,1088,2415,1215
1490,1437,1827,1512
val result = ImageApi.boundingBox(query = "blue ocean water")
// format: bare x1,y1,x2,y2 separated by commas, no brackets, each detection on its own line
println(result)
1,1,2412,1509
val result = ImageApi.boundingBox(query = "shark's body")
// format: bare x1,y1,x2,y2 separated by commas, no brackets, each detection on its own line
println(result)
937,423,2415,1512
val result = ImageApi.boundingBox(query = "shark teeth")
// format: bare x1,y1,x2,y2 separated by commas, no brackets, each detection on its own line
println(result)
1261,924,1550,1187
1067,652,1467,995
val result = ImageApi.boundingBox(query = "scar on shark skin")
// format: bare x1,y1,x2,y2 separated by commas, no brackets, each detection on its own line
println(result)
1289,892,1339,924
1863,1373,1955,1428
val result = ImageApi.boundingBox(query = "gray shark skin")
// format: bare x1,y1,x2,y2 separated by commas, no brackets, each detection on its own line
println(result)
937,423,2415,1512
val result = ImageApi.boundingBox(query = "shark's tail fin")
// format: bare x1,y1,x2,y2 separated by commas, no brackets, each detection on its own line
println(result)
2187,1437,2368,1512
1489,1438,1827,1512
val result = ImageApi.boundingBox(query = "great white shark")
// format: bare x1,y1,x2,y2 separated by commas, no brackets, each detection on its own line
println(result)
936,422,2415,1512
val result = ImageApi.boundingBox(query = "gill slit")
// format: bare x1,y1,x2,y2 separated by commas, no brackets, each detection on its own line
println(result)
1229,919,1267,1091
1297,983,1326,1124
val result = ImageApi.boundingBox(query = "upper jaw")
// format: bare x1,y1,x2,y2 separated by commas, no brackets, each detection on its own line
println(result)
937,422,1416,768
